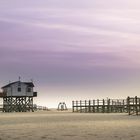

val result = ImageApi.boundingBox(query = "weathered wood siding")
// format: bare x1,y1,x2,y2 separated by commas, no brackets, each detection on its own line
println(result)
3,83,33,97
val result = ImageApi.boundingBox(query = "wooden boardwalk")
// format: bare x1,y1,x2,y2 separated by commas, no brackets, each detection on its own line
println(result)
127,96,140,115
0,104,3,111
73,97,140,115
72,99,127,113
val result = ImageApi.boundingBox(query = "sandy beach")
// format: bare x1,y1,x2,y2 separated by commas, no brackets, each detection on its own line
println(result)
0,110,140,140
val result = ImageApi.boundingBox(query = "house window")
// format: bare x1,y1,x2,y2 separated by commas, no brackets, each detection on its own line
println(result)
27,87,31,92
18,87,21,92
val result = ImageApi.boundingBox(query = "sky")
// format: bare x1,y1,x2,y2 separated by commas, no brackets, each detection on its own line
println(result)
0,0,140,108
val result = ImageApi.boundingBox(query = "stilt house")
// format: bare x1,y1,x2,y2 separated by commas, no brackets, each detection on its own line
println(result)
0,80,37,112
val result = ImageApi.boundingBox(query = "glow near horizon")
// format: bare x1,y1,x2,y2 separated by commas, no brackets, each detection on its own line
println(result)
0,0,140,107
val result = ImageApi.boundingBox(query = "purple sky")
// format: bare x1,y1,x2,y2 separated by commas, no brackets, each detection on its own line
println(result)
0,0,140,107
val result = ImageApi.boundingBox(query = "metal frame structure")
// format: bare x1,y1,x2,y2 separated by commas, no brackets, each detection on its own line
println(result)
57,102,68,111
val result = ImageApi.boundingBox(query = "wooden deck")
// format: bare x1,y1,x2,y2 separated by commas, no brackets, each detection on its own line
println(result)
0,92,6,97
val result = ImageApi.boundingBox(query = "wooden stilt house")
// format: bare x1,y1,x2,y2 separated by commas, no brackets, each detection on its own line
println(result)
0,80,37,112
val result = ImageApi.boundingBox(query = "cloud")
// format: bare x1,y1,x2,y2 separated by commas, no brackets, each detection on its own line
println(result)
1,0,140,106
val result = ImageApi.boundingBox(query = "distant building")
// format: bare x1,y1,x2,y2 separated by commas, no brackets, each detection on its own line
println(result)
0,80,37,112
1,81,37,97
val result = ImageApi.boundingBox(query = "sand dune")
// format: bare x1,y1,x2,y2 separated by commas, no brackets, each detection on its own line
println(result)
0,110,140,140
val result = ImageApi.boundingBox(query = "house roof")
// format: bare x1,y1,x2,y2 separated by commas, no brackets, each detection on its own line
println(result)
24,82,34,87
1,81,34,89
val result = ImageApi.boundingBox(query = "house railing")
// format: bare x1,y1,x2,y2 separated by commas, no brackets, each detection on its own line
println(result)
0,92,7,97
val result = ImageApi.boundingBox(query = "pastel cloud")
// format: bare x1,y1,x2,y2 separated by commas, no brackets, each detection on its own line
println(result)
0,0,140,107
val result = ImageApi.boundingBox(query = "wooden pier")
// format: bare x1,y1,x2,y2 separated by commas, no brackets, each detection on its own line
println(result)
0,104,3,111
33,104,49,111
73,97,140,115
127,96,140,115
72,99,127,113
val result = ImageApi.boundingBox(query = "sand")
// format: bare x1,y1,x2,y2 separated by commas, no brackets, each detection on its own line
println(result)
0,110,140,140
